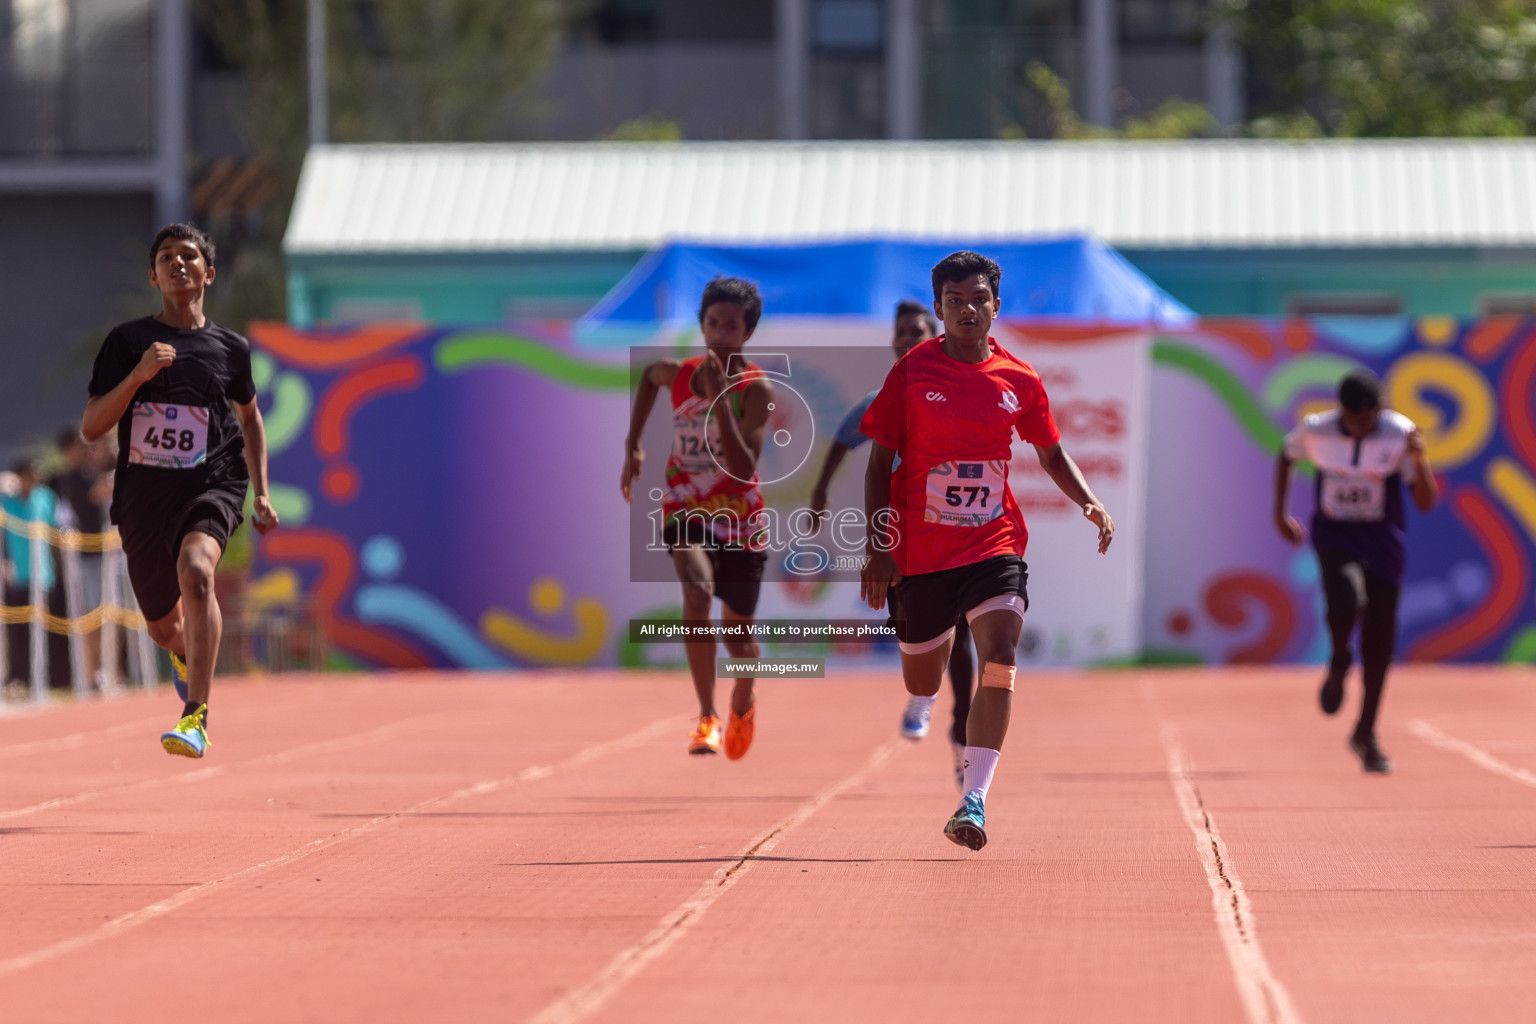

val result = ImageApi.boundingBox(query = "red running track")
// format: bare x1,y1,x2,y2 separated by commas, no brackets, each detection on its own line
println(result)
2,666,1535,1023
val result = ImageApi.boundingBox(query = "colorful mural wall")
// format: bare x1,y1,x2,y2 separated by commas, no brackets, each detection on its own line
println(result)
247,318,1536,670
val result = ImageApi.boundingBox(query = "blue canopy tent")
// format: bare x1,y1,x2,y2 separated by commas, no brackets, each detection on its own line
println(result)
579,236,1194,333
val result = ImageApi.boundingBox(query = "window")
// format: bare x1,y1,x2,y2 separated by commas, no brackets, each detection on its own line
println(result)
1477,293,1536,317
1286,293,1404,317
0,0,153,156
582,0,656,45
814,0,882,52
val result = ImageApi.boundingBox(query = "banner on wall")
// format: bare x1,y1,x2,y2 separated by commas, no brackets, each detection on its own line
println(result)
245,317,1536,670
247,319,1148,670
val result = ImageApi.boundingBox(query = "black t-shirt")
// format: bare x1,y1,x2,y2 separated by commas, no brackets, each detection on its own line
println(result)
46,468,105,535
87,316,257,525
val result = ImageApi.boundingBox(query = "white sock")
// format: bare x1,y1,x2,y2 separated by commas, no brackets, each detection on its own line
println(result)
961,746,1000,801
906,693,937,714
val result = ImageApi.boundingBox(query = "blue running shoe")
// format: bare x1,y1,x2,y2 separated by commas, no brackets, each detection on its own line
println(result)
169,651,189,702
161,704,209,759
899,696,932,740
944,791,987,851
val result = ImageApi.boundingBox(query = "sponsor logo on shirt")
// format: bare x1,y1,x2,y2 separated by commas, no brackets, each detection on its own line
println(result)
926,391,947,402
998,390,1019,414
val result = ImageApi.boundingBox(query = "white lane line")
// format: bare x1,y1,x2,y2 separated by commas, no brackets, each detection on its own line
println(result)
0,718,165,761
0,716,679,978
1161,727,1304,1024
527,739,903,1024
0,714,448,823
1408,719,1536,789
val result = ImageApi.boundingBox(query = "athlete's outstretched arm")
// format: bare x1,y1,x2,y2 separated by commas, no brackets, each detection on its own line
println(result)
861,441,900,609
809,442,851,521
621,359,680,503
1406,427,1438,512
233,398,278,535
1033,442,1114,554
1272,450,1306,544
81,343,176,442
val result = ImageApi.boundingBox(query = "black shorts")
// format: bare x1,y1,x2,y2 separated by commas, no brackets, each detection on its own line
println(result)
888,555,1028,652
119,494,244,622
662,520,768,618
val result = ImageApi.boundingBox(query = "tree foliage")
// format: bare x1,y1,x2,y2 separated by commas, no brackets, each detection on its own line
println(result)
1222,0,1536,137
1018,62,1218,140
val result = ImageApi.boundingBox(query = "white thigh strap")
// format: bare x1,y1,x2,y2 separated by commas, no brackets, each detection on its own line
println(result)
965,593,1026,626
899,626,955,656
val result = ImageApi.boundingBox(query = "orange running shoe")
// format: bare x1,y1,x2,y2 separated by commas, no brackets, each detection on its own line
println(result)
689,714,722,755
724,704,755,760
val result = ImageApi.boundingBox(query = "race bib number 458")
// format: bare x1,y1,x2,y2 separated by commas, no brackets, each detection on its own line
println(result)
923,460,1008,527
129,403,209,469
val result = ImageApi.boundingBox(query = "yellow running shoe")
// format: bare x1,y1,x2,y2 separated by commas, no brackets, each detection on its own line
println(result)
161,704,209,758
724,704,755,760
689,714,722,756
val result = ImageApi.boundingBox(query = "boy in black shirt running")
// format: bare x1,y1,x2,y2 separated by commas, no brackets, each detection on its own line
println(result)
81,223,279,757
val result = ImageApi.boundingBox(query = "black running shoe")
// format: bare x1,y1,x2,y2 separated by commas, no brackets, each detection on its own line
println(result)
1318,660,1347,716
1349,734,1392,774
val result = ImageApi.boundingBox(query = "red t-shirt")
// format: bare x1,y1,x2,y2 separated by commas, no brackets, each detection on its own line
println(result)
860,336,1059,576
662,355,766,548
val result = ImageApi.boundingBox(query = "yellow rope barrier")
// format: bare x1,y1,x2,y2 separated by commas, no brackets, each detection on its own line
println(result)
0,603,147,633
1,510,144,634
0,508,123,552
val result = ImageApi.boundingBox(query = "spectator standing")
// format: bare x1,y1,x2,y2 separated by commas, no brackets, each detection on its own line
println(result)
2,458,59,697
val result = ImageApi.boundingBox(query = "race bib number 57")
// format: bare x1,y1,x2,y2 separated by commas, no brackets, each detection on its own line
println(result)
129,403,209,469
924,460,1008,527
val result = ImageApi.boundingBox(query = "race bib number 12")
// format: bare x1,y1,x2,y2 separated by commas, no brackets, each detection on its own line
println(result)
129,403,209,469
924,460,1008,527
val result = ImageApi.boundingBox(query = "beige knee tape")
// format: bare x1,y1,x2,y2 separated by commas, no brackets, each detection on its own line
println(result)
981,662,1016,691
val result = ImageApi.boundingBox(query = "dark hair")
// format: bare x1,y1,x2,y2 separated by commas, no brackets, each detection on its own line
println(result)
698,276,763,331
10,456,38,477
895,299,938,335
57,426,83,450
931,250,1001,303
1338,368,1382,412
149,222,216,268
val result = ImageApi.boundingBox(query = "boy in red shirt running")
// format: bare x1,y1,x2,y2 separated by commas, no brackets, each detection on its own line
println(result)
809,300,977,786
860,251,1114,850
621,278,773,759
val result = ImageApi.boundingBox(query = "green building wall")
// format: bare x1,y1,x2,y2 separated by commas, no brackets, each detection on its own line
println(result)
285,246,1536,326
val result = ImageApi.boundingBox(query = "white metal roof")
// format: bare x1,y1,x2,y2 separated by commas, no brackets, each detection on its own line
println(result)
284,139,1536,254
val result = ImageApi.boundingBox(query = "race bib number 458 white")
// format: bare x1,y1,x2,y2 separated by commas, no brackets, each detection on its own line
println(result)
129,403,209,469
924,460,1008,527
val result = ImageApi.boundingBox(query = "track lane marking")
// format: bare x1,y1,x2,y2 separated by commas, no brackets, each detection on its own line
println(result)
1161,727,1304,1024
0,715,680,978
0,718,166,760
526,739,903,1024
0,714,454,823
1408,719,1536,788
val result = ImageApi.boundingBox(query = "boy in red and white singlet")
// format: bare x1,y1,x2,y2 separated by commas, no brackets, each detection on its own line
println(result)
860,251,1114,850
621,277,774,760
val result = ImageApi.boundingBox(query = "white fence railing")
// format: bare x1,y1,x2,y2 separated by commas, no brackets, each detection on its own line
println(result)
1,510,159,703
